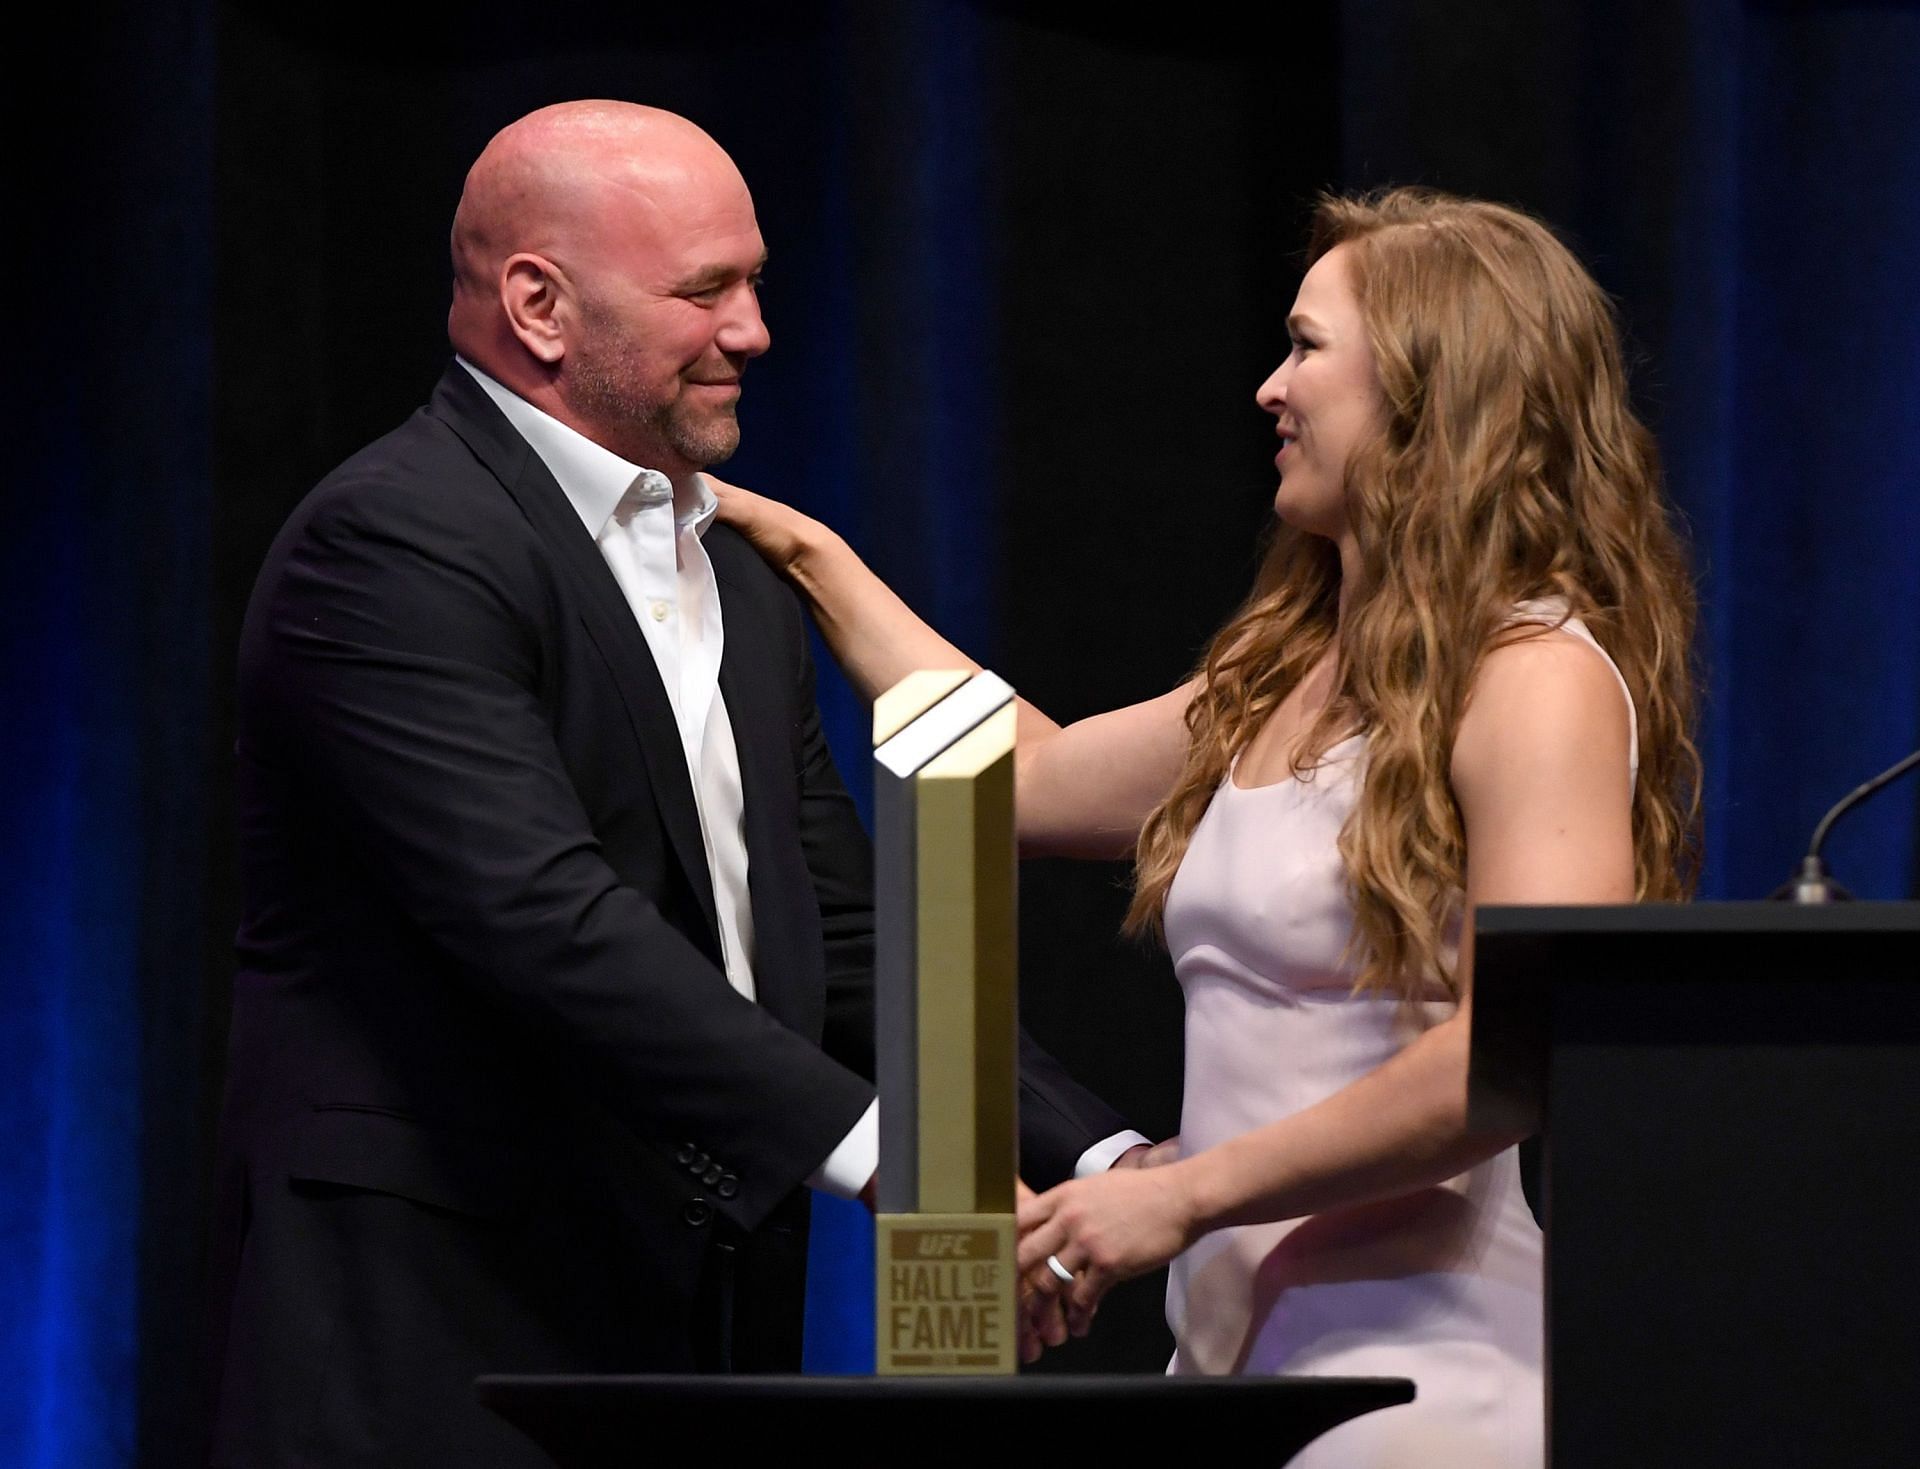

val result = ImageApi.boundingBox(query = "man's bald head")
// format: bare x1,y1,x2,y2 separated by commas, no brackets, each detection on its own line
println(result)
450,102,737,312
446,101,770,477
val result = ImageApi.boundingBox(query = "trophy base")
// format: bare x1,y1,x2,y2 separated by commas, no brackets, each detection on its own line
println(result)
875,1213,1017,1375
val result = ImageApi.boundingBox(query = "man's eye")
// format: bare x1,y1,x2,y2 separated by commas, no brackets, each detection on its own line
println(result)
1291,337,1314,356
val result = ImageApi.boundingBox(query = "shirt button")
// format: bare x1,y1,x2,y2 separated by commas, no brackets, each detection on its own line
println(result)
650,601,669,622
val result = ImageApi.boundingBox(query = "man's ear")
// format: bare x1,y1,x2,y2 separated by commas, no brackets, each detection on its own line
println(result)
500,252,570,365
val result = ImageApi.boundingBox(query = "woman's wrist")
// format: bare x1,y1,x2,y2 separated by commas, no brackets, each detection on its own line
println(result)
1179,1131,1291,1239
786,523,854,598
1168,1152,1232,1247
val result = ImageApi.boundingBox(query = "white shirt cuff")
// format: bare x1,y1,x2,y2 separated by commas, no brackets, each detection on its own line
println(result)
807,1099,879,1200
1074,1129,1154,1179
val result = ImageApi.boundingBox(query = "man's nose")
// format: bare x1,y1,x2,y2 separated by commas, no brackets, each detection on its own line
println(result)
719,286,771,358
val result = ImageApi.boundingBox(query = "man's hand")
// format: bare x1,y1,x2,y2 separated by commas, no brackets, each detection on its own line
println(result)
1017,1161,1201,1338
871,1172,1139,1363
1111,1136,1180,1171
1013,1142,1179,1361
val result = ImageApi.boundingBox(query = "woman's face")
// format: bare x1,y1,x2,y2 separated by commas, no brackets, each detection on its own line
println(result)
1256,243,1385,542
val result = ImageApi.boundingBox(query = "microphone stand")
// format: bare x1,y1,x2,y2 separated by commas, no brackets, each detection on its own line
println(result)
1771,747,1920,903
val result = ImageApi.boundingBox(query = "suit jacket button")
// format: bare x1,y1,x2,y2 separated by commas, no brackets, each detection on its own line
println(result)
716,1175,739,1199
693,1152,712,1173
702,1164,724,1186
676,1143,698,1166
683,1198,712,1227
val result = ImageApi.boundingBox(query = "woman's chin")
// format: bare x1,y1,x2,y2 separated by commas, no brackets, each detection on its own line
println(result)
1271,483,1339,538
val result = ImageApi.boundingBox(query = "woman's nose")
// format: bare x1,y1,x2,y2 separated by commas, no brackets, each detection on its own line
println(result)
1255,361,1289,412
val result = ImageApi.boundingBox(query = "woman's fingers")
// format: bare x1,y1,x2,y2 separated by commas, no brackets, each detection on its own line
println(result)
1024,1246,1075,1302
1066,1287,1101,1338
1025,1248,1079,1300
1068,1267,1106,1319
1015,1192,1061,1273
1019,1185,1106,1302
1015,1188,1112,1347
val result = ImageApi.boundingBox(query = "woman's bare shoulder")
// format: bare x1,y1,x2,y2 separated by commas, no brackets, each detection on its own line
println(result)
1451,629,1633,805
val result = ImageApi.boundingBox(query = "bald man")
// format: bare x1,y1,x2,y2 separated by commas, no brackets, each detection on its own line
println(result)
207,102,1138,1466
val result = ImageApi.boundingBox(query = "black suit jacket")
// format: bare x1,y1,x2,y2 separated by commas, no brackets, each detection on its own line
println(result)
207,364,1127,1467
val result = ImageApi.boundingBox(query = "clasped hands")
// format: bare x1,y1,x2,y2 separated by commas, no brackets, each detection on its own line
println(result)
1014,1137,1190,1363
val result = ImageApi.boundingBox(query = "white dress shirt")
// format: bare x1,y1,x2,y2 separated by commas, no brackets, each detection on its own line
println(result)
458,359,1141,1195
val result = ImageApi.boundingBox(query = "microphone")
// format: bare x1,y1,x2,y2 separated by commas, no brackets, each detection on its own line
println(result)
1771,747,1920,903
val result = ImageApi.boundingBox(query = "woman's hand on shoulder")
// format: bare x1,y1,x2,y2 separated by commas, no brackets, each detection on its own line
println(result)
704,474,838,578
1451,630,1635,904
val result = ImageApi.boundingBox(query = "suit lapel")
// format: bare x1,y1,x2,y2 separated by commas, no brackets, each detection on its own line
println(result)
426,366,721,948
711,547,817,1037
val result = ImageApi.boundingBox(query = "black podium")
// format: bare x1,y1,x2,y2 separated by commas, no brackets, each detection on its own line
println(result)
476,1374,1414,1466
1469,901,1920,1468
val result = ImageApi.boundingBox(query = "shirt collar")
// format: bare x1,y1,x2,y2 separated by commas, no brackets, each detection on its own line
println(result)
457,356,716,539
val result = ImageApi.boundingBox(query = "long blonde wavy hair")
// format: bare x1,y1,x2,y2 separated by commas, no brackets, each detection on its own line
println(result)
1127,187,1702,1001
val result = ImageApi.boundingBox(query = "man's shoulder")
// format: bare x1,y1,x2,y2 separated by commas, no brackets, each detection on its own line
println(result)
706,524,818,689
241,404,551,647
288,404,527,547
706,521,803,618
317,400,494,499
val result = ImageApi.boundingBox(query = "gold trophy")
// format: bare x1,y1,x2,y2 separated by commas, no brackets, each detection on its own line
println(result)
872,669,1020,1376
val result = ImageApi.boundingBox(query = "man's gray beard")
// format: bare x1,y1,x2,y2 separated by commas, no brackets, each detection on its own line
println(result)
575,373,740,467
656,398,741,467
572,339,741,468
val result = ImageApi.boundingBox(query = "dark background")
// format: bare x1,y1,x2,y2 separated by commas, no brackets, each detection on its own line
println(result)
5,2,1918,1464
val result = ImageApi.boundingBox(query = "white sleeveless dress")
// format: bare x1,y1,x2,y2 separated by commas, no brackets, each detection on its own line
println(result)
1161,607,1637,1467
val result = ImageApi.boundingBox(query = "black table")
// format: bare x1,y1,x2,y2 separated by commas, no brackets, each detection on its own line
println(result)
477,1374,1416,1466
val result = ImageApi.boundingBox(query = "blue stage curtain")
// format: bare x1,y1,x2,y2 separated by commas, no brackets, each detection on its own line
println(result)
735,0,1003,1377
1,4,214,1466
1340,0,1920,898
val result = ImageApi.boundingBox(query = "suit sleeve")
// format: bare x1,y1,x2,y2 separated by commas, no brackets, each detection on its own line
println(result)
1015,1029,1136,1189
778,604,1135,1192
244,480,873,1233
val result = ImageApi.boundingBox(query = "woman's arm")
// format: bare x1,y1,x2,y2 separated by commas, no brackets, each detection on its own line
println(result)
1016,628,1637,1317
710,478,1193,857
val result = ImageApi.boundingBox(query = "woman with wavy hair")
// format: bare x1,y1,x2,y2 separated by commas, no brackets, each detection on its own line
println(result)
713,186,1700,1465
